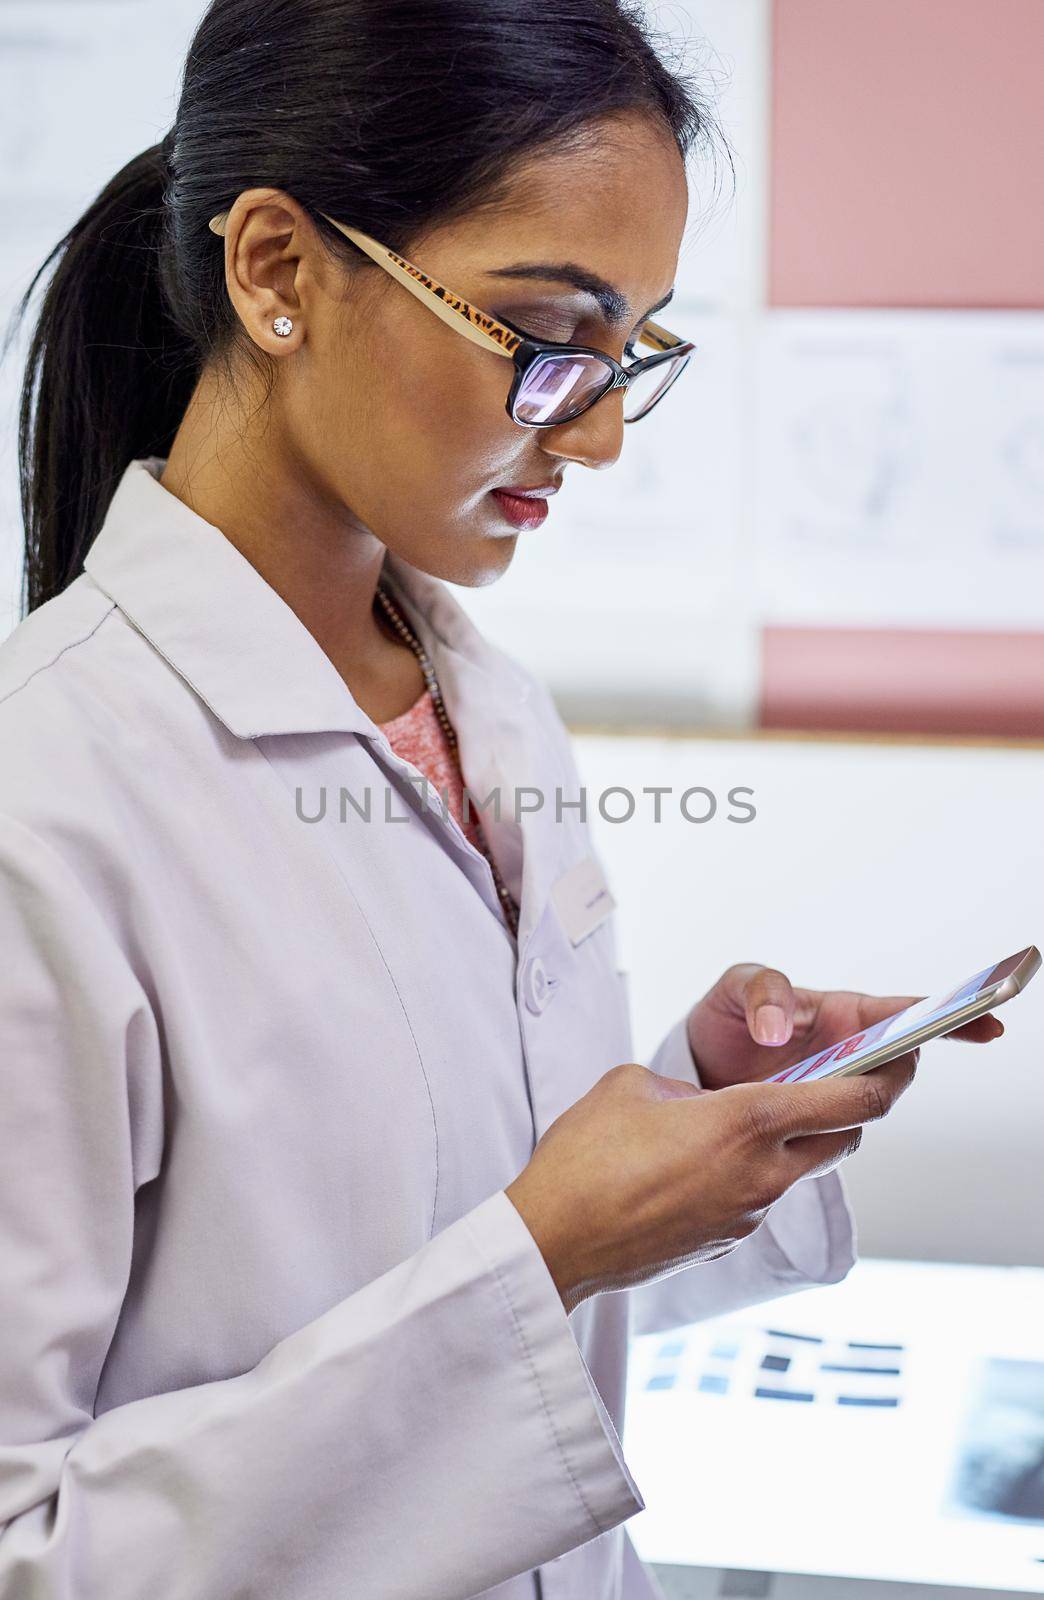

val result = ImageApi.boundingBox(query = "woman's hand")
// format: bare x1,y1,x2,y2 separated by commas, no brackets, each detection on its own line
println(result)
685,962,1005,1093
505,1048,918,1315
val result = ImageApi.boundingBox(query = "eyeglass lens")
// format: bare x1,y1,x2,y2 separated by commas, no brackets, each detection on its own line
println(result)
513,349,689,426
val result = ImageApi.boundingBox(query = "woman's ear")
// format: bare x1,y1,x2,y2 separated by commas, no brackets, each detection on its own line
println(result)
220,190,310,354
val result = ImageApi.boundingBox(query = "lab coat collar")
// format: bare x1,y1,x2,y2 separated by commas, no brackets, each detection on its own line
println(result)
83,456,532,742
85,457,564,954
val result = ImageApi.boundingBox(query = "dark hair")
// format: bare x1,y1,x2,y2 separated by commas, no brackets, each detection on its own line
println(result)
6,0,729,616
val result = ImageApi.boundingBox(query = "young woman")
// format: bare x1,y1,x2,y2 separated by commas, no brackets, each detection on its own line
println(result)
0,2,1000,1596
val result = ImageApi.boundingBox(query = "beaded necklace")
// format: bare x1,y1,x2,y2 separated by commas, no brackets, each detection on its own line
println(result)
372,581,521,940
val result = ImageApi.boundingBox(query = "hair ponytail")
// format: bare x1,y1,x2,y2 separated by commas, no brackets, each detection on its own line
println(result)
5,0,727,620
8,135,200,613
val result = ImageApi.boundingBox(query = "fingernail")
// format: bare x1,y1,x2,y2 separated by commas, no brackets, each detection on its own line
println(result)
755,1004,788,1045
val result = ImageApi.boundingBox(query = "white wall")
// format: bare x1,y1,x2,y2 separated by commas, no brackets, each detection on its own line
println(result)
575,729,1044,1268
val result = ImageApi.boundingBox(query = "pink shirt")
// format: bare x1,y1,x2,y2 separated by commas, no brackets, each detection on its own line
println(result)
379,686,488,855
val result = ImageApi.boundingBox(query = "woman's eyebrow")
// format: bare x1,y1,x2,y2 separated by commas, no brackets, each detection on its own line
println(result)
485,261,674,326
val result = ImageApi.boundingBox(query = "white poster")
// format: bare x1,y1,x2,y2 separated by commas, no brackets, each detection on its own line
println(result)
755,309,1044,628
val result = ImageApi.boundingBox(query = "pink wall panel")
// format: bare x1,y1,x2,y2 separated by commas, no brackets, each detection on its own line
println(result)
761,627,1044,739
770,0,1044,308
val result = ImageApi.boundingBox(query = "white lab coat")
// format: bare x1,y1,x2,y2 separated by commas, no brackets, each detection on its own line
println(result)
0,457,856,1600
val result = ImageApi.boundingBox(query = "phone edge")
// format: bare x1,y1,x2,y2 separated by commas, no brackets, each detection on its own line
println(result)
830,944,1041,1080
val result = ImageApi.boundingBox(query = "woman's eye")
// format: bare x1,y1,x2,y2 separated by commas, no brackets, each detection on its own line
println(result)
529,327,576,345
502,312,647,356
501,315,576,345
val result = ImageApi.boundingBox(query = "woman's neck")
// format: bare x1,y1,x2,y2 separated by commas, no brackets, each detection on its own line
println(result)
158,392,425,723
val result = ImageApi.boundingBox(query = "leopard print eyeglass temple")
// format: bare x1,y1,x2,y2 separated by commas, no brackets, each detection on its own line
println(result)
208,207,697,429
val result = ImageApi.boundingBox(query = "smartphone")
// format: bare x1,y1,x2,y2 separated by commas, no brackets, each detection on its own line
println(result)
764,945,1041,1084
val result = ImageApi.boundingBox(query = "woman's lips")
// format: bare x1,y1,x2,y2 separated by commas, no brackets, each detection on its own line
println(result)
489,489,550,529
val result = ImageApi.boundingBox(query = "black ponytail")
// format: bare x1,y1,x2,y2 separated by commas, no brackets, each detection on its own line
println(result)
10,134,201,613
5,0,727,617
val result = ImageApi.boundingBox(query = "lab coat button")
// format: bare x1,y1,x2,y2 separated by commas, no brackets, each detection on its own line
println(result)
523,956,552,1014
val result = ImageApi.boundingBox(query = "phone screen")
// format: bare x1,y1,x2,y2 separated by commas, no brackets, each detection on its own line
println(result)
764,955,1020,1084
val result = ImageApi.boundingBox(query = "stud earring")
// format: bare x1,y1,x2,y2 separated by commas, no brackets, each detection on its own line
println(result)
272,316,294,337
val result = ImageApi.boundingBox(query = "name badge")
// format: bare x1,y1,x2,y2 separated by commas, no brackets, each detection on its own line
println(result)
550,856,617,947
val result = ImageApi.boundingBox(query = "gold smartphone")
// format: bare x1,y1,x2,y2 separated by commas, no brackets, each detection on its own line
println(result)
766,945,1041,1084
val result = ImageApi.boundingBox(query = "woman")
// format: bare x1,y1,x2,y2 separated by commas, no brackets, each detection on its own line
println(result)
0,3,1000,1597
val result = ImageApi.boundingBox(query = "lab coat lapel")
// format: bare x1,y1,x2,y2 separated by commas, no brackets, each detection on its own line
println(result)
380,555,570,958
427,644,569,958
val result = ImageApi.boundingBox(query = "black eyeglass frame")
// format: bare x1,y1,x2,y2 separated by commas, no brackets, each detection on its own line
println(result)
494,313,697,429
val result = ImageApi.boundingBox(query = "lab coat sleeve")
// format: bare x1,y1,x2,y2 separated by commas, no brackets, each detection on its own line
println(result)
0,815,643,1600
629,1011,859,1338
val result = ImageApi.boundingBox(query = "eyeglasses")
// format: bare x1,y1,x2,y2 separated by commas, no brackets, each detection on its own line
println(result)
208,205,696,429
